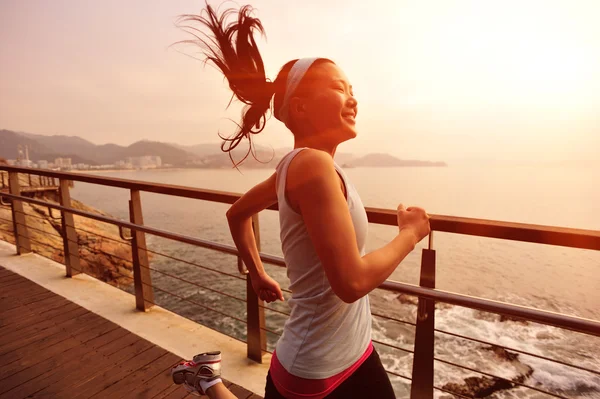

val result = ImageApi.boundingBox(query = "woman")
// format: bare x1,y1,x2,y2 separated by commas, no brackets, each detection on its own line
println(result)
174,3,430,398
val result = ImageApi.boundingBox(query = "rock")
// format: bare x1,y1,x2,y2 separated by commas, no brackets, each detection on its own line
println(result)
443,376,514,398
483,345,520,362
396,293,419,306
442,350,534,398
0,190,137,287
499,314,529,324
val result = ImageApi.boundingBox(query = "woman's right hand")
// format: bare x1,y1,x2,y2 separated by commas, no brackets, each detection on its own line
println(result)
397,204,431,243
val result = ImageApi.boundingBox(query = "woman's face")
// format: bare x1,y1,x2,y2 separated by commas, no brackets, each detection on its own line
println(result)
292,62,358,143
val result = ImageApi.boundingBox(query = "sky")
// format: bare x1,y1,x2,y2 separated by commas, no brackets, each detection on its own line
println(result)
1,0,599,163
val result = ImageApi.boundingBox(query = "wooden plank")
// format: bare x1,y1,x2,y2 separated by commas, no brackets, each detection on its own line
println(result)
150,384,182,399
0,316,108,378
12,290,55,307
0,303,92,340
228,382,255,399
160,385,191,399
31,334,147,398
0,278,43,293
46,337,155,397
0,269,265,399
0,309,102,366
92,352,180,398
0,337,82,394
67,345,166,398
0,311,55,337
0,328,133,399
126,363,183,399
0,274,25,284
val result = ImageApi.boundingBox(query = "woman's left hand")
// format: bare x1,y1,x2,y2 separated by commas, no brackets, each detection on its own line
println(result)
252,273,285,303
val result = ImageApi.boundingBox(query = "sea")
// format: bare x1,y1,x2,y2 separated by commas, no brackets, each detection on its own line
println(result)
70,164,600,398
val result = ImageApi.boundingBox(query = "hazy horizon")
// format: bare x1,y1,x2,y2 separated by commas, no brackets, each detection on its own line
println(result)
1,0,599,163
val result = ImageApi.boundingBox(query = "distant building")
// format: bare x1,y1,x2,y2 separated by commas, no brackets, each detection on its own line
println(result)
151,156,162,167
54,158,72,169
38,160,49,169
124,156,162,169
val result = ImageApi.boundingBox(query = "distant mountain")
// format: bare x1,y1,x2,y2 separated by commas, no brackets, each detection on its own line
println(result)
347,153,447,167
0,130,197,166
0,129,96,165
1,129,447,169
172,143,223,158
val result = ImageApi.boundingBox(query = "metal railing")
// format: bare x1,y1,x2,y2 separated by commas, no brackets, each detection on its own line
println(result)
1,165,599,399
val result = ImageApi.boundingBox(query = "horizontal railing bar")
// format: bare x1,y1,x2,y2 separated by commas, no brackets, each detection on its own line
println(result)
0,192,286,267
366,207,600,250
145,264,247,304
0,216,14,223
259,305,291,317
109,269,134,280
4,191,600,337
29,236,55,249
371,311,417,327
75,227,132,245
2,166,599,250
435,328,600,377
148,282,248,325
372,339,414,355
435,356,567,398
1,165,248,205
23,212,59,222
144,247,247,281
384,369,412,382
380,281,600,337
0,227,15,235
259,326,281,336
15,221,62,239
89,248,132,264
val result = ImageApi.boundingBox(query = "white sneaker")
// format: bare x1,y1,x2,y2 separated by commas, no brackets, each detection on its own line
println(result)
171,351,221,396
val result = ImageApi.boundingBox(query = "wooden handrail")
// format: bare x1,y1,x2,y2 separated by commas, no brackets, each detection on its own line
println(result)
2,165,599,250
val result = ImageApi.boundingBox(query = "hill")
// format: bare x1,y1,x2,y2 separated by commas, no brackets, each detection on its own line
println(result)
1,129,447,168
0,130,197,166
348,153,447,167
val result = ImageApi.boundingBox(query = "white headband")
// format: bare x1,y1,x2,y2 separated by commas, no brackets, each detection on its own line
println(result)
276,57,319,126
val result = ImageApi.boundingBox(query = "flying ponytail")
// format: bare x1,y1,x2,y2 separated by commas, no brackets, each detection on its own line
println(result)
177,3,274,166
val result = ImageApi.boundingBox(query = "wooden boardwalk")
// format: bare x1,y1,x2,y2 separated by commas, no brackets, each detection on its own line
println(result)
0,266,262,399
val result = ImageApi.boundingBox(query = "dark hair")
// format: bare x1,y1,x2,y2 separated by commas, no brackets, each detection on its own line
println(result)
177,3,330,166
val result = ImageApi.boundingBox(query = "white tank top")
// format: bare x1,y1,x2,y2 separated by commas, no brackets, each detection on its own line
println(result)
274,148,372,379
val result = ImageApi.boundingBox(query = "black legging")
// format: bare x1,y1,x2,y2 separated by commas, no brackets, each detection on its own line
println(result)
265,348,396,399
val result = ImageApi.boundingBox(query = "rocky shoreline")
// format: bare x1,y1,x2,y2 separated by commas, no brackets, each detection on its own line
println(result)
0,190,135,287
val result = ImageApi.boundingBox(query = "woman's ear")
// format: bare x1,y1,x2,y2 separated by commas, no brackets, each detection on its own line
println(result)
289,97,307,121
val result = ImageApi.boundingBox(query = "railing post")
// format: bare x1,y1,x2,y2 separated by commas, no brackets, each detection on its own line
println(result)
129,189,154,311
246,213,266,363
59,179,81,277
9,172,31,255
410,246,436,399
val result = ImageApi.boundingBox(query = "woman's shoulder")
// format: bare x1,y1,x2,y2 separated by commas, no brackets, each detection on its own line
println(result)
288,148,334,173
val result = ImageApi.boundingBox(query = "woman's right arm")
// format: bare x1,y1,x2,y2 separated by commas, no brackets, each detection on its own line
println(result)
287,149,430,303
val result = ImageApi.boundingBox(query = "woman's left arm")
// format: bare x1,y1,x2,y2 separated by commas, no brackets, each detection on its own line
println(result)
226,173,284,302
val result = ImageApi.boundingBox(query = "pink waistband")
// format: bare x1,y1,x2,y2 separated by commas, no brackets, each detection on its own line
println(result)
269,342,373,399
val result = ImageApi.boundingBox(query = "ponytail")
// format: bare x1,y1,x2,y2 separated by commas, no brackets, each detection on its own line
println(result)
177,3,274,166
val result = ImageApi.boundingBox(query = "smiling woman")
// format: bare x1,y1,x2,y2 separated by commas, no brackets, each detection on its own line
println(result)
176,2,431,399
